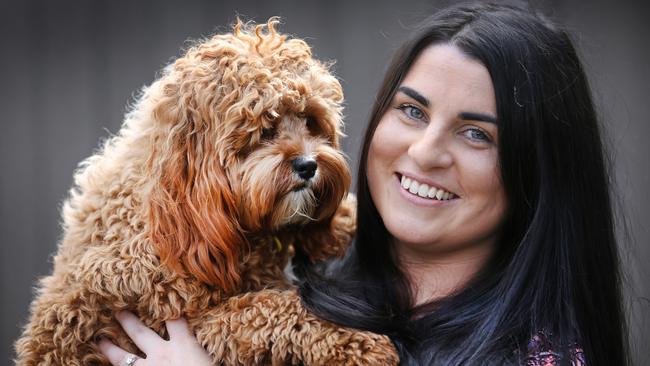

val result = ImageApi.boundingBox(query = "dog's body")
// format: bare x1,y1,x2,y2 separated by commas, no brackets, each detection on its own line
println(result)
15,20,398,365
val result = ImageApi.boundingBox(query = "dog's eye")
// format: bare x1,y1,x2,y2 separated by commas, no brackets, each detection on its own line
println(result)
261,127,277,140
305,116,323,136
306,116,317,127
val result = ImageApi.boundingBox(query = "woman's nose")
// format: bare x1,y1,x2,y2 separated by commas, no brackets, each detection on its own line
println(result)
407,126,453,170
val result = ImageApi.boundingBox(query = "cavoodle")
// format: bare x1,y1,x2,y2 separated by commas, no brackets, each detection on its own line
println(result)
15,19,398,365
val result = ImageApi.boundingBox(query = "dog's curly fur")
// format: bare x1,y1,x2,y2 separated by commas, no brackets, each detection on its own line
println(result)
14,19,398,365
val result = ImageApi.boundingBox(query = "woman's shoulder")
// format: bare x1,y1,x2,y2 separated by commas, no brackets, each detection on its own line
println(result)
525,330,586,366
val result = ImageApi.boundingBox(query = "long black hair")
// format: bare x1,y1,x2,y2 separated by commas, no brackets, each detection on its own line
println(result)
296,2,628,365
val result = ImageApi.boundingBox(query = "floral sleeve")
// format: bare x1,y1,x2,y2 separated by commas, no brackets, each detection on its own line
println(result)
525,331,586,366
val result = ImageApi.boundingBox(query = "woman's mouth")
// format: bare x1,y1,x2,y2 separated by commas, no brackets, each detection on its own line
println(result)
398,174,458,201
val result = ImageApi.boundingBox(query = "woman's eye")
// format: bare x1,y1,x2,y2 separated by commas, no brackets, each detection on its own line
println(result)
398,104,426,121
463,128,493,143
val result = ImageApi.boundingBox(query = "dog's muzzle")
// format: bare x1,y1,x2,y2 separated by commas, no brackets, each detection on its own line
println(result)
291,157,317,181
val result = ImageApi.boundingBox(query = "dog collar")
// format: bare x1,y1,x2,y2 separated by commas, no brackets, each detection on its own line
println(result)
272,235,283,252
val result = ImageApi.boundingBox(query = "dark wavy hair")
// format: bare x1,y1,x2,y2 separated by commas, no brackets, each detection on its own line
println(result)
295,2,628,365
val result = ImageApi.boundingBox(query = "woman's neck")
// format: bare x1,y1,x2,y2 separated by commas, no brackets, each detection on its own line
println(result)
395,242,494,306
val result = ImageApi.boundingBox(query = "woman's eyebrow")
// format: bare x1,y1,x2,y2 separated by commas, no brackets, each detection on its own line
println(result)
397,86,497,124
458,111,497,124
397,86,429,107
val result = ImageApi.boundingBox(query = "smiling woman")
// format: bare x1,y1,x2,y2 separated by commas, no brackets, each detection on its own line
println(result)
367,44,507,305
297,2,627,365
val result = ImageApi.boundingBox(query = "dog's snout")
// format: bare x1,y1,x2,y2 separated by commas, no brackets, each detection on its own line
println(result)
291,157,317,180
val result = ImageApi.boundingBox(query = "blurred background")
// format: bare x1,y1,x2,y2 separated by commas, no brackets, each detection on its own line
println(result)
0,0,647,364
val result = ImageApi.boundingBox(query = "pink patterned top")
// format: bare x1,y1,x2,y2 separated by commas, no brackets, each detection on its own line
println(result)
525,331,586,366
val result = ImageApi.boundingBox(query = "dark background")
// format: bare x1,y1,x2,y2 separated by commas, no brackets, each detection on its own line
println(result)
1,0,648,364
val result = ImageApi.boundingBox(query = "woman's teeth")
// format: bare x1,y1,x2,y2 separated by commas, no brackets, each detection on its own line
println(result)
400,175,456,201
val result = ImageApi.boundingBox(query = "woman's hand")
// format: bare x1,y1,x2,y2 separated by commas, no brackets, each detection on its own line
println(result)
97,311,213,366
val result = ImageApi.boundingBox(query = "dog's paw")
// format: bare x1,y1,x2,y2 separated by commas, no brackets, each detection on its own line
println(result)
315,330,400,366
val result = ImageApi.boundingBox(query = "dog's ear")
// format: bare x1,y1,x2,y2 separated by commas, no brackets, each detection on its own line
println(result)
148,133,246,293
147,113,246,294
295,193,357,262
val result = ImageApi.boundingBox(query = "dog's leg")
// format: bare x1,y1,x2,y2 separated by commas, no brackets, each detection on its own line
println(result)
292,194,357,264
192,289,399,366
14,275,140,366
329,193,357,252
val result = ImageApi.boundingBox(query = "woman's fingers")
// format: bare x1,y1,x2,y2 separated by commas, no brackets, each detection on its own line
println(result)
115,311,162,354
98,338,142,366
97,315,212,366
165,317,193,341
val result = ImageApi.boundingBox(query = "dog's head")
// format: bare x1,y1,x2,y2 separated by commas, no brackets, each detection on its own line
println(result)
145,19,351,292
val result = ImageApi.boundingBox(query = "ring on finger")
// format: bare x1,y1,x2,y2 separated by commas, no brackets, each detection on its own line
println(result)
122,354,140,366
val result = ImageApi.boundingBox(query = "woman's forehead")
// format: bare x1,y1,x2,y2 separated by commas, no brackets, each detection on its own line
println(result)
400,44,496,115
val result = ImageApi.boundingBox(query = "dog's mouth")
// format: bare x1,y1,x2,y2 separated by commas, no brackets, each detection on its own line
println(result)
290,176,315,193
291,183,308,192
276,182,318,226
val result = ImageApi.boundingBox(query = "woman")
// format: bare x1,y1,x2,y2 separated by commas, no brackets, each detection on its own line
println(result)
99,2,628,365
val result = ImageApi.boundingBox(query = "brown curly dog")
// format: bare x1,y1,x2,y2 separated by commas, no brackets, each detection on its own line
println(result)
14,19,398,366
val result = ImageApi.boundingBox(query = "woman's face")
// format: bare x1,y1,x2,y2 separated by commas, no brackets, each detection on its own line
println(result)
367,44,507,259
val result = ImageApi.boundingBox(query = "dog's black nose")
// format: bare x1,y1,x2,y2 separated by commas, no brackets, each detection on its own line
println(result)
291,157,317,180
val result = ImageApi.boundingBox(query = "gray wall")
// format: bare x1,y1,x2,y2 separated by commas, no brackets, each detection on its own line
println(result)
1,0,647,364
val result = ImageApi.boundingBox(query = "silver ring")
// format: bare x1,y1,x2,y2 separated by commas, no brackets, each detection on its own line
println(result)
123,354,139,366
